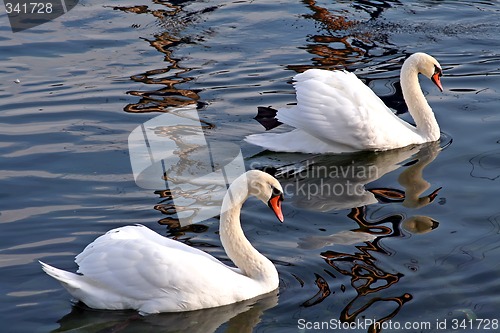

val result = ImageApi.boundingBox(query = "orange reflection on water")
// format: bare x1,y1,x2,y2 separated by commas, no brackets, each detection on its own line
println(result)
114,4,201,113
289,0,366,72
318,204,424,333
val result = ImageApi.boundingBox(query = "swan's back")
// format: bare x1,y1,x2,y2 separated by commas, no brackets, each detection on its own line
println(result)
280,69,421,150
40,225,264,314
246,68,426,153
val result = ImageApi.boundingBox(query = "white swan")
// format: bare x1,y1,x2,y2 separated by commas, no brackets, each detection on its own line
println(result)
245,52,444,153
39,170,284,314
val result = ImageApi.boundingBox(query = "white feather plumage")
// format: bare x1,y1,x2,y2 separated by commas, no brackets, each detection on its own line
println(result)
40,170,284,314
246,53,443,153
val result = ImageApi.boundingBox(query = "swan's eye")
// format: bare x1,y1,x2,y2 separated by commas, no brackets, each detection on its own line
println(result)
434,65,442,77
270,186,283,200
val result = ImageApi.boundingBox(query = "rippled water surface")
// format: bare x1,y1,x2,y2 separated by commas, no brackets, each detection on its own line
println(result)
1,1,500,332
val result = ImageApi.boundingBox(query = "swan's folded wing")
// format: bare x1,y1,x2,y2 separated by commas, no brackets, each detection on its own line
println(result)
76,225,224,267
276,69,415,150
74,225,239,301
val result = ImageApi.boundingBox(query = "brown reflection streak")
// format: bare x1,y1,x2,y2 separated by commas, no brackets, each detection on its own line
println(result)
113,0,224,232
153,178,224,233
289,1,366,72
114,4,201,113
318,206,410,331
302,273,331,307
154,189,172,200
155,204,210,238
115,4,221,234
113,1,182,17
342,293,413,333
348,207,397,235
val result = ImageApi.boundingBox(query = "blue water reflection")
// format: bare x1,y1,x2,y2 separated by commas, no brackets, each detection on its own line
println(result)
1,0,499,332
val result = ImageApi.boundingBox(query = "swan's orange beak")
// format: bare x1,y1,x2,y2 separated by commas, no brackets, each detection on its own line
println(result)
268,194,284,223
431,67,443,92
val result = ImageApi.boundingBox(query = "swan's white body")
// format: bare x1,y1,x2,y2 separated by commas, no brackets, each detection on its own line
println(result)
40,170,284,314
245,53,443,154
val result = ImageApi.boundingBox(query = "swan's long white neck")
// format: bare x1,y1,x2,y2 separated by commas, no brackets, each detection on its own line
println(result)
219,178,278,284
400,58,440,141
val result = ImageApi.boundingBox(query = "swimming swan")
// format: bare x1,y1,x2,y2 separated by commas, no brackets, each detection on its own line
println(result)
245,52,443,153
40,170,284,314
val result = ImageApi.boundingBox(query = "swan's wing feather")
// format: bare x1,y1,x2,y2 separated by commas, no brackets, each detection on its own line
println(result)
75,225,238,302
246,129,358,153
277,69,415,150
76,225,222,266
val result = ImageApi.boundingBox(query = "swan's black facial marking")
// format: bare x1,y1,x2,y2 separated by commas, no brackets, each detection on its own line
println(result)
270,186,283,200
431,65,443,92
433,65,443,78
267,185,284,222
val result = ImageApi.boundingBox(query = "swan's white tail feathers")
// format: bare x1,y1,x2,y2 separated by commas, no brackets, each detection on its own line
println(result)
39,261,84,293
245,129,357,154
245,131,311,153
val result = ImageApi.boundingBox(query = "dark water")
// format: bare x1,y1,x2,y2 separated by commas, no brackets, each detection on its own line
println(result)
1,1,499,332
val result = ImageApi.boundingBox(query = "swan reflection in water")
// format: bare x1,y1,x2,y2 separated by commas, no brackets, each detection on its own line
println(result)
268,140,442,212
51,290,278,333
280,140,443,250
268,141,443,332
